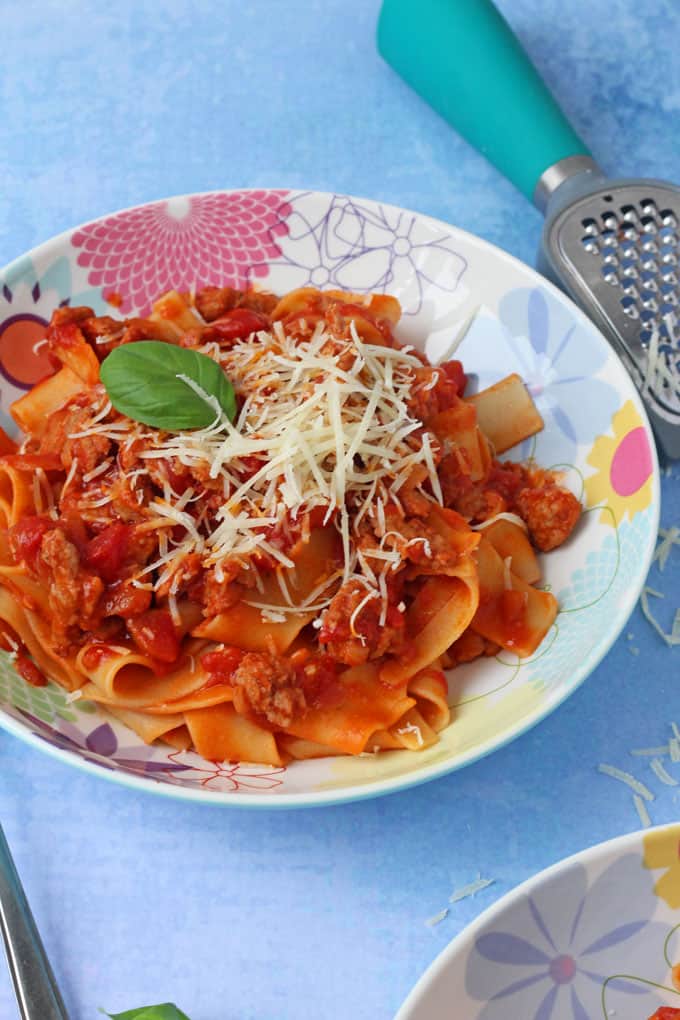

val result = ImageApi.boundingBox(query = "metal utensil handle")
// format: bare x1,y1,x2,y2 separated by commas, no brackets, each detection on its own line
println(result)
0,823,69,1020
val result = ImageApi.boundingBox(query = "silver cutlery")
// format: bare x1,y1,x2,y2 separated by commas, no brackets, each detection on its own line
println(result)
0,820,69,1019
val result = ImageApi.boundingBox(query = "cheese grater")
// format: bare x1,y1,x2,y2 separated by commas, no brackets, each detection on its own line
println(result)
377,0,680,458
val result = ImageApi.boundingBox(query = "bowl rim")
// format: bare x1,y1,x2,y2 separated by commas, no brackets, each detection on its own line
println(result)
395,822,677,1019
0,187,661,808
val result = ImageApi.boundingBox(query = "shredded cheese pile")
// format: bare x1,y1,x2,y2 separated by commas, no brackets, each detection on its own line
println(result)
64,319,445,621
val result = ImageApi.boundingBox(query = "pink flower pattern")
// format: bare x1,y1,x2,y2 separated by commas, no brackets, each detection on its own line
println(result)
71,190,292,314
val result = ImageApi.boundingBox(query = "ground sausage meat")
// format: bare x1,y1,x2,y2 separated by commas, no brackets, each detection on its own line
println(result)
39,398,111,476
319,578,405,667
230,651,307,728
516,484,581,552
40,529,104,648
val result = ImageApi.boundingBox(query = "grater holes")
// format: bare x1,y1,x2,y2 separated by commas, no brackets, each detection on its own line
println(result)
575,192,680,374
621,295,639,318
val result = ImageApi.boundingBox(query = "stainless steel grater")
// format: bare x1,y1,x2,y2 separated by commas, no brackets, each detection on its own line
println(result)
377,0,680,457
536,158,680,458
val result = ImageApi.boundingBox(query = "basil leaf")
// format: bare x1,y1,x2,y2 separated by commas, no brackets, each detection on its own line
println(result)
100,341,236,430
103,1004,190,1020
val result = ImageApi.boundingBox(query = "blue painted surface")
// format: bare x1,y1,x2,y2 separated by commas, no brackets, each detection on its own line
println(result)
1,2,680,1017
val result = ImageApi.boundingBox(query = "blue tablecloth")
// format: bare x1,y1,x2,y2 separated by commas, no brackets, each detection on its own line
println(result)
1,2,679,1017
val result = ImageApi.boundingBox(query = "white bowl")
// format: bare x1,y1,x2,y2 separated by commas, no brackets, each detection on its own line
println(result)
0,189,659,806
397,824,680,1019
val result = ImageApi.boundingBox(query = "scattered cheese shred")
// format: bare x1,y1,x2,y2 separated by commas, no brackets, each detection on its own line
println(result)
633,794,652,828
597,763,655,802
654,526,680,572
630,745,671,757
472,512,529,534
432,305,480,365
650,757,678,786
424,908,449,928
640,587,680,647
449,877,495,904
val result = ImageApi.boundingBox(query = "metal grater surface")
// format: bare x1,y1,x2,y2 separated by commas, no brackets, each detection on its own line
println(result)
544,182,680,427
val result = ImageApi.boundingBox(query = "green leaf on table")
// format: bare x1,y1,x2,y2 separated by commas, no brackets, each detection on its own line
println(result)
103,1004,190,1020
100,340,236,430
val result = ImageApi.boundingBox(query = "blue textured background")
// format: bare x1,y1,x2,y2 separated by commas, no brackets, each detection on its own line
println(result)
1,2,680,1018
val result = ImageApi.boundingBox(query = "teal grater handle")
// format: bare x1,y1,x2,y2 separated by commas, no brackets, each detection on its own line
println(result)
377,0,592,202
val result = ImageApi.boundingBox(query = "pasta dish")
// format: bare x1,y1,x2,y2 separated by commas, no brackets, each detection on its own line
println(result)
0,285,580,765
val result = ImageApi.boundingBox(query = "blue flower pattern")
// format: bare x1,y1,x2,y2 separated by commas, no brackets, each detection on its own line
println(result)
465,854,669,1019
458,286,620,464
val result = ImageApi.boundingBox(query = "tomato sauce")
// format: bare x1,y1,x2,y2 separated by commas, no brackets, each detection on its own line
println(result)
8,516,52,571
82,522,132,582
201,647,245,685
81,642,119,670
127,609,180,663
202,308,269,346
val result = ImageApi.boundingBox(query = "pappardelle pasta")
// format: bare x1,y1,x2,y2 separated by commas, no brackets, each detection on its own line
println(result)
0,285,581,765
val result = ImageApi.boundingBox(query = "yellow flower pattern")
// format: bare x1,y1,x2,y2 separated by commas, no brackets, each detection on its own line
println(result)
643,825,680,908
584,400,654,526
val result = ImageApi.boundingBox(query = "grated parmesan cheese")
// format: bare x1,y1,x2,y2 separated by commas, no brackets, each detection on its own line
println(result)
61,315,451,624
449,876,495,904
633,794,652,828
424,908,449,928
598,763,655,801
396,721,424,747
650,757,678,786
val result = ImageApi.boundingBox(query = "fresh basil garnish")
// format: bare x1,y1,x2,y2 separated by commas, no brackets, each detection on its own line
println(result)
103,1004,190,1020
100,341,236,430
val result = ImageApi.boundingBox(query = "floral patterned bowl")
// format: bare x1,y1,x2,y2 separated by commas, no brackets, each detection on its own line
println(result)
0,190,659,807
397,824,680,1020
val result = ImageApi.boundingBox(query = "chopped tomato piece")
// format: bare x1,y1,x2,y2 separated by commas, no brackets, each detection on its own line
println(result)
8,516,52,571
203,308,269,346
201,646,245,684
648,1010,680,1019
82,522,132,582
128,609,180,663
101,579,152,618
440,359,466,397
15,654,47,687
293,652,341,709
81,642,118,670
